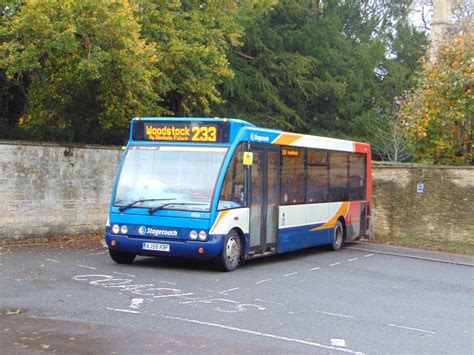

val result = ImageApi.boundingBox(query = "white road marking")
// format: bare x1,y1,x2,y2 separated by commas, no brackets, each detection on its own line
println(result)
46,259,60,263
153,292,195,299
162,315,365,354
218,287,240,294
256,278,272,284
329,262,340,267
310,267,321,271
347,258,358,262
320,311,354,319
106,307,140,314
284,272,298,277
254,298,284,306
129,298,144,309
76,264,96,270
388,324,435,334
113,272,136,278
159,281,177,286
331,339,346,347
364,254,374,258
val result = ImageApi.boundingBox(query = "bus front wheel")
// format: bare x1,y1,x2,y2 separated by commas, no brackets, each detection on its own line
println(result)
216,230,241,272
331,220,344,251
109,249,136,264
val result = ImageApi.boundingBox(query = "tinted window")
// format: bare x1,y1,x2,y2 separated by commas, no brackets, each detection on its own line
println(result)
329,152,349,201
307,150,328,203
280,147,305,204
218,144,246,210
349,154,366,200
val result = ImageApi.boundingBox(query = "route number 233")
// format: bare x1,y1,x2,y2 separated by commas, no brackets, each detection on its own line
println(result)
191,126,217,142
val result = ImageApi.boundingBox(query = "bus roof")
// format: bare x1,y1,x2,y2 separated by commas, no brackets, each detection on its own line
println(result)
129,117,370,154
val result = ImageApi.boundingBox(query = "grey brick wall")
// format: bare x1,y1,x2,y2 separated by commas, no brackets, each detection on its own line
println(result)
0,141,122,239
0,141,472,242
372,162,473,242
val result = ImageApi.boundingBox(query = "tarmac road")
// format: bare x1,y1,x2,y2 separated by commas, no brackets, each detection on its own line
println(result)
1,239,472,354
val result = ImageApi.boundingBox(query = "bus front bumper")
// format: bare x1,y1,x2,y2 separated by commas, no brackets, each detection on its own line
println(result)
105,232,224,259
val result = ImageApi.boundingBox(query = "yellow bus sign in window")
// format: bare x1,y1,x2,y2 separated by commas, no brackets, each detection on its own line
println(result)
243,152,253,166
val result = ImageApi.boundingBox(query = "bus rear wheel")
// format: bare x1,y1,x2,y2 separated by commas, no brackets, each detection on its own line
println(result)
331,220,344,251
109,249,136,264
216,230,241,272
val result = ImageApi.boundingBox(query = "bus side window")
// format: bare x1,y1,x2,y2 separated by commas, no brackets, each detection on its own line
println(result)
218,144,246,210
329,152,349,202
349,153,366,200
280,147,305,205
306,149,328,203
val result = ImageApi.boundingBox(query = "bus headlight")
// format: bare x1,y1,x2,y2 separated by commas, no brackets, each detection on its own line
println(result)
198,231,207,241
120,225,128,234
190,230,198,240
112,224,120,234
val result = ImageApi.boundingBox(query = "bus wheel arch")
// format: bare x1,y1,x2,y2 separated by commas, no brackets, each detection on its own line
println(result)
331,217,346,251
215,229,242,272
231,227,245,257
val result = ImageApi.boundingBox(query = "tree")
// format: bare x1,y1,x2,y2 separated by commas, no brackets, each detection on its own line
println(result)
212,0,427,145
0,69,27,136
401,31,473,165
1,0,163,143
134,0,245,116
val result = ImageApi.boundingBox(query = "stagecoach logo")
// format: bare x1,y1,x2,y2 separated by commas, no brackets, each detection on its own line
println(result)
250,133,270,143
138,225,178,237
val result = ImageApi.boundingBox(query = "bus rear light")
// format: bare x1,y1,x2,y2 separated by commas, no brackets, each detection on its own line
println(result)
190,230,198,240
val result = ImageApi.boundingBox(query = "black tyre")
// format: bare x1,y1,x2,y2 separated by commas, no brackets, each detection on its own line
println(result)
216,230,242,272
331,220,344,251
109,249,136,264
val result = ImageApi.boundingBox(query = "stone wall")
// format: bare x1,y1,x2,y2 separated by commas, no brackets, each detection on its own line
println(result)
0,141,122,239
0,141,472,242
372,162,473,242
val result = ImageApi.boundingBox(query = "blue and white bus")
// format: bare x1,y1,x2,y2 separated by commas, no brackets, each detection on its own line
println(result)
105,117,372,271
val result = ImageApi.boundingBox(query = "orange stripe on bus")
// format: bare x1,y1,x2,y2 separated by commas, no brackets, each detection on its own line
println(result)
273,133,303,145
310,202,350,231
210,210,229,233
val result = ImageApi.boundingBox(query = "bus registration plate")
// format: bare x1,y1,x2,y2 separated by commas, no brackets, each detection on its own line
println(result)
143,242,170,252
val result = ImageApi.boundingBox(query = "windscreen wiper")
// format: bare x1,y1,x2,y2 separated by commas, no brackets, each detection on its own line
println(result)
148,202,207,214
119,198,176,212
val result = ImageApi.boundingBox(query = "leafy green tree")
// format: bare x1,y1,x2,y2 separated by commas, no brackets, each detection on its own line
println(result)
0,69,27,136
1,0,163,143
401,31,473,165
135,0,245,116
214,0,426,143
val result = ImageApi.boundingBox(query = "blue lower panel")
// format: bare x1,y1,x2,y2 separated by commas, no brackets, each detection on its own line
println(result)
106,232,225,258
278,224,333,253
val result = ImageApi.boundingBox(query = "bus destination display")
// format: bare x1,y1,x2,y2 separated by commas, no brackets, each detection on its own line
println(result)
133,121,229,143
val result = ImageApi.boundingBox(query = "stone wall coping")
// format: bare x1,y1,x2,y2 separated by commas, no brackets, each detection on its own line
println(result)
372,161,473,169
0,140,472,169
0,139,123,151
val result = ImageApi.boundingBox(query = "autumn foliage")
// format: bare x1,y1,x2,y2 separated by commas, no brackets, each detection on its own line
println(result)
401,31,473,165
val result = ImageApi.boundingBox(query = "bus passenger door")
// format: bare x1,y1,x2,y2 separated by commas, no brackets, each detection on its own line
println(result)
248,145,279,255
